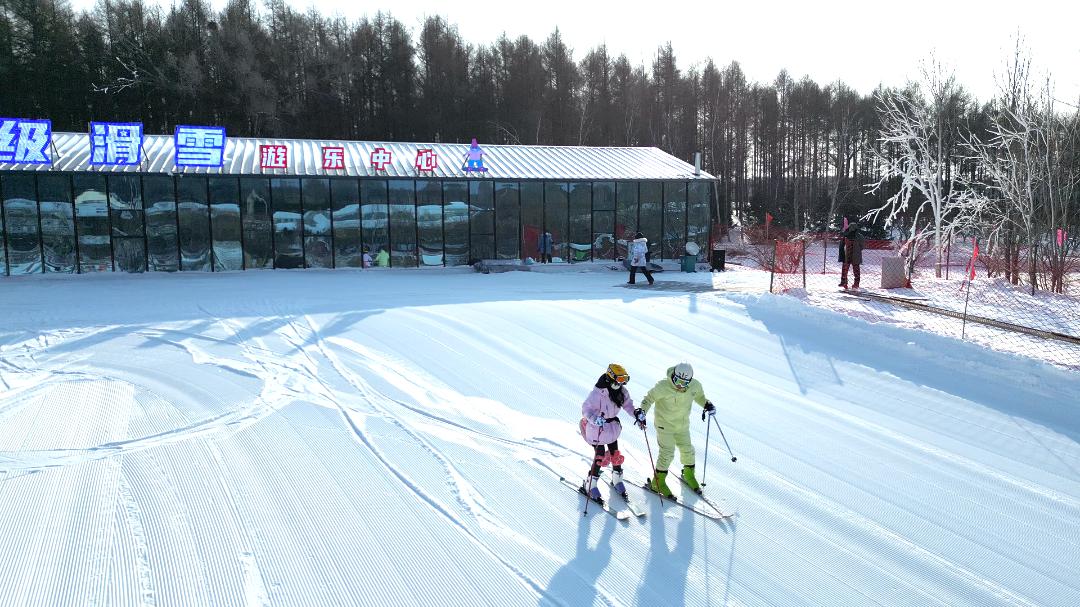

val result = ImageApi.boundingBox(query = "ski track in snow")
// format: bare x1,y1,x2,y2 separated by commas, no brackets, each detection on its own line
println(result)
295,314,565,603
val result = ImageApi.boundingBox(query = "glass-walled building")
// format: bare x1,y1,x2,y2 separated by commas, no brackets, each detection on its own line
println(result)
0,134,719,276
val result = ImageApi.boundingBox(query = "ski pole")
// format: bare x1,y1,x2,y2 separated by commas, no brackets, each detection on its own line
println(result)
641,422,665,506
701,412,713,487
711,416,737,462
583,472,594,517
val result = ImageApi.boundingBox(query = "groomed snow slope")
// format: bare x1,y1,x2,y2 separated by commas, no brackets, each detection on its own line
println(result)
1,269,1079,607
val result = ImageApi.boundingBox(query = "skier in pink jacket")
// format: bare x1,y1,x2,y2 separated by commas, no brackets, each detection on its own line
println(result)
579,363,645,501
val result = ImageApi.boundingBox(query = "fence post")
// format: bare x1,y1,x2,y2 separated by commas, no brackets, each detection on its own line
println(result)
769,240,777,294
822,235,828,274
945,236,950,280
802,240,807,289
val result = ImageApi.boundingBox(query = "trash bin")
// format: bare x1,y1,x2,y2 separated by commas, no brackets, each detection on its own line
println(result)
710,249,726,272
681,254,697,272
683,242,700,273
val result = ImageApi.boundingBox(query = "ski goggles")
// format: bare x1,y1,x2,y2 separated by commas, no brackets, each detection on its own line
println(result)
672,375,691,390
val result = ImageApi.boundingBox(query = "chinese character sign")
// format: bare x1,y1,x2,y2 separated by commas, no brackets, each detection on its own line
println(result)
90,122,143,165
415,149,438,172
174,125,226,167
0,118,51,164
259,144,288,169
322,146,345,170
370,147,392,171
463,138,487,172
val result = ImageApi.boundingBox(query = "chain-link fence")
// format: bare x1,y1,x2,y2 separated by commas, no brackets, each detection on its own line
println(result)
755,231,1080,371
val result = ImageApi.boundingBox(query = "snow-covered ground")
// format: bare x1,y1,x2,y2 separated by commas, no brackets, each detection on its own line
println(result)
2,267,1079,606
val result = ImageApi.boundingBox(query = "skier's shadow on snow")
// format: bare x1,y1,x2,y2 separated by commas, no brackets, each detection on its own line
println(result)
637,502,698,606
542,511,617,606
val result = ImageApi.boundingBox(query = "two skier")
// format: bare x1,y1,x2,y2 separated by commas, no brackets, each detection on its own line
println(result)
579,362,716,501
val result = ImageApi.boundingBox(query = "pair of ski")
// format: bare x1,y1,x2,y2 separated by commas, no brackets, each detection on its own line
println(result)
560,470,734,521
638,473,735,520
557,474,646,521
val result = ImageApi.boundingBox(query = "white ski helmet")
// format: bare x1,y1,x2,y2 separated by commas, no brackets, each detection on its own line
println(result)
670,362,693,391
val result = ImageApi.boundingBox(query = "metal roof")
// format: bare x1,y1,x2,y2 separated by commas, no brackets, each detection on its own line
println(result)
0,132,715,180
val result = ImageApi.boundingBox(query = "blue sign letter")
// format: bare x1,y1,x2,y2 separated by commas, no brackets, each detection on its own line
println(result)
90,122,143,165
174,125,227,167
0,118,52,164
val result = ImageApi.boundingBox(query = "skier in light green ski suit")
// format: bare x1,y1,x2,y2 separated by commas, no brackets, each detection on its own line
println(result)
638,363,715,498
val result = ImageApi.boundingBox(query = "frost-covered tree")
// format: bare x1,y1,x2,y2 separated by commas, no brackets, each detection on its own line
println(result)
954,45,1080,292
866,59,970,277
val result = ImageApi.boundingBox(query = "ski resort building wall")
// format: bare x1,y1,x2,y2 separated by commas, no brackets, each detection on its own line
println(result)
0,133,718,275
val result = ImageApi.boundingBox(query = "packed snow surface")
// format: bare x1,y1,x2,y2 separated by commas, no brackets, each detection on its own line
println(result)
1,267,1079,606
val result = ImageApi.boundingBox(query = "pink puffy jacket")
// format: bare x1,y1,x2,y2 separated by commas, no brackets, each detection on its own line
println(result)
579,386,637,446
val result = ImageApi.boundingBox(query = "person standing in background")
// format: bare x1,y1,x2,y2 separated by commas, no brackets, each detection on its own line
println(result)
627,232,654,285
840,222,864,289
538,231,554,264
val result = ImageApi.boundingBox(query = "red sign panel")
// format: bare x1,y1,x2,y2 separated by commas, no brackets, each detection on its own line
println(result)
259,144,288,169
414,149,438,172
322,146,345,170
370,147,392,171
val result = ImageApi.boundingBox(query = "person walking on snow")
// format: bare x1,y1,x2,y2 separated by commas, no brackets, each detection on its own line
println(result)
639,363,716,498
627,231,654,285
580,363,641,501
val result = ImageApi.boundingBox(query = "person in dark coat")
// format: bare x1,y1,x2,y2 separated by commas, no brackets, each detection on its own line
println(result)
840,222,865,289
538,231,554,263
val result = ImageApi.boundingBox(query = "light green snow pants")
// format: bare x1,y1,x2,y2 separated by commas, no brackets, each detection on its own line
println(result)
655,424,695,471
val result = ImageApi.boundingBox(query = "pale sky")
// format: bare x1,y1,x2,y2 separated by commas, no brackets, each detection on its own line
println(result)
70,0,1080,104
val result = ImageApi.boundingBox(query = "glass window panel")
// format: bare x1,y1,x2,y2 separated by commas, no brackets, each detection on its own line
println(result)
468,180,494,262
568,182,591,262
417,180,443,266
143,175,179,272
108,175,145,273
240,178,272,269
209,177,243,271
331,179,361,268
544,182,569,262
73,174,112,273
495,182,519,260
520,182,542,261
271,178,302,269
303,236,332,268
688,181,711,254
2,174,41,274
639,182,662,260
593,211,615,260
593,182,615,211
37,175,76,273
361,179,389,266
444,181,469,266
663,181,687,259
616,182,638,259
388,179,416,267
302,178,332,268
177,177,211,271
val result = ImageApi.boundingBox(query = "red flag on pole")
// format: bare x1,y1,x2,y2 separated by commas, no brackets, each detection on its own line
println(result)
765,212,773,226
967,239,979,280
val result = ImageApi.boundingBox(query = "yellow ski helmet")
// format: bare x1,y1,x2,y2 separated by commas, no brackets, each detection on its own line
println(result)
605,363,629,385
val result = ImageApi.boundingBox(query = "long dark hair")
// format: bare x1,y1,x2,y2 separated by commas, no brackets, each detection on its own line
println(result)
595,374,626,405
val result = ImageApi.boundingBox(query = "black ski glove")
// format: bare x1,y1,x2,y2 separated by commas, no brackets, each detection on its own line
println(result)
633,407,647,429
701,400,716,421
